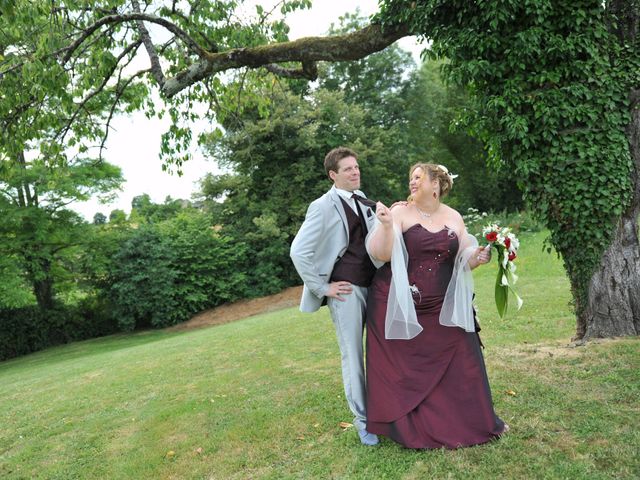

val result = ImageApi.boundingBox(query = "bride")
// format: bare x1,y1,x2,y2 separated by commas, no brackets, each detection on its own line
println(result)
364,163,509,449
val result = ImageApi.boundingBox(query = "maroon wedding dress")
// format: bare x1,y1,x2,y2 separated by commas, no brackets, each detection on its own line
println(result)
366,224,506,449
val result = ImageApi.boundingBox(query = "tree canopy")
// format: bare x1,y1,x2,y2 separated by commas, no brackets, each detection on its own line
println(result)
1,0,638,340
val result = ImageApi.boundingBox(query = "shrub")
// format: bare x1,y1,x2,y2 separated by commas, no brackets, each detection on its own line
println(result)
0,302,117,361
107,226,179,331
105,212,250,330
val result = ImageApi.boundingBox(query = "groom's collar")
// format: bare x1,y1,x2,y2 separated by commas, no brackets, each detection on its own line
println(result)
332,185,363,200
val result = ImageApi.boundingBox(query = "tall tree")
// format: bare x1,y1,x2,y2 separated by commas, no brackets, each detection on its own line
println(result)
1,1,132,309
319,11,415,129
0,157,122,309
375,0,640,340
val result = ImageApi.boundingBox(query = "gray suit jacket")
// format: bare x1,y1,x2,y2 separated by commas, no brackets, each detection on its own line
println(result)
290,186,377,312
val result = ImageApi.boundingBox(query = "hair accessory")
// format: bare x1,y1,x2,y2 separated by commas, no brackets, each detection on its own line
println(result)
437,164,459,183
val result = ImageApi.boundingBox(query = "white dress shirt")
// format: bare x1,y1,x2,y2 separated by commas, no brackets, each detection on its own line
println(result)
335,187,360,215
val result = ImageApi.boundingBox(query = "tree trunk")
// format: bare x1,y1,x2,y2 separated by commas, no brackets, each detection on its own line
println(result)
575,0,640,340
33,276,55,311
27,256,55,311
579,88,640,340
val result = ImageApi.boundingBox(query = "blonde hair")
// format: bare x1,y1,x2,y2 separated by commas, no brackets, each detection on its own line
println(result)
409,163,454,199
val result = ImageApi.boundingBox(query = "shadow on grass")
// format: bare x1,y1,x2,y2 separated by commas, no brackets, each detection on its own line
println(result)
0,329,180,372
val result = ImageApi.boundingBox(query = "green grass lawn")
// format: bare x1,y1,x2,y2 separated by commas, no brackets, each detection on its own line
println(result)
1,231,638,479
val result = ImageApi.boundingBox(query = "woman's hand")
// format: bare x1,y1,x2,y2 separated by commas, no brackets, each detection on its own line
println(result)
473,245,491,266
376,201,393,227
368,202,395,262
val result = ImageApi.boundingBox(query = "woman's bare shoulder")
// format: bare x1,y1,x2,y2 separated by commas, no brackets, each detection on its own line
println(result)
388,197,409,208
442,204,465,229
392,203,413,219
439,203,459,217
391,202,411,213
390,203,412,227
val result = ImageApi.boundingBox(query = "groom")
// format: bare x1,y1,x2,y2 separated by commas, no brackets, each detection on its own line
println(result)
290,147,379,446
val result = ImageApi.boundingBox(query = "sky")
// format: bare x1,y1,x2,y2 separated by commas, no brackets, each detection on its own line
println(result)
72,1,423,220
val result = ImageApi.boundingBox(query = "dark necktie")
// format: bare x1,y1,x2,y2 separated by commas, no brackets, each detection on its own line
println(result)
351,193,372,234
351,193,376,209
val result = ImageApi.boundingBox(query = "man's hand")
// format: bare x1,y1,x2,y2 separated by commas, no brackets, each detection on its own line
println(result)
326,281,353,301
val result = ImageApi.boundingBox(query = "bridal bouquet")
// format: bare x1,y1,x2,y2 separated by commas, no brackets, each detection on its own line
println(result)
482,223,523,318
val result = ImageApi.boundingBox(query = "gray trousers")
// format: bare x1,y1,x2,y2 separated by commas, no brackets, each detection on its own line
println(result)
327,285,368,431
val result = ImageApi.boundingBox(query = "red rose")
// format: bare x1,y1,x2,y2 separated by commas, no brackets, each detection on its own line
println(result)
508,251,517,261
504,237,511,249
485,231,498,242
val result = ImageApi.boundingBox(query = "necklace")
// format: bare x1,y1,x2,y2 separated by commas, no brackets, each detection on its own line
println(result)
416,204,438,221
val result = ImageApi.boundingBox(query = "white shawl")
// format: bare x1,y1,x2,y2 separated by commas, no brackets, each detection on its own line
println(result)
367,221,477,340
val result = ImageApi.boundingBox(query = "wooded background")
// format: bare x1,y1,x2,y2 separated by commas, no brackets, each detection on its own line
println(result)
1,0,638,359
